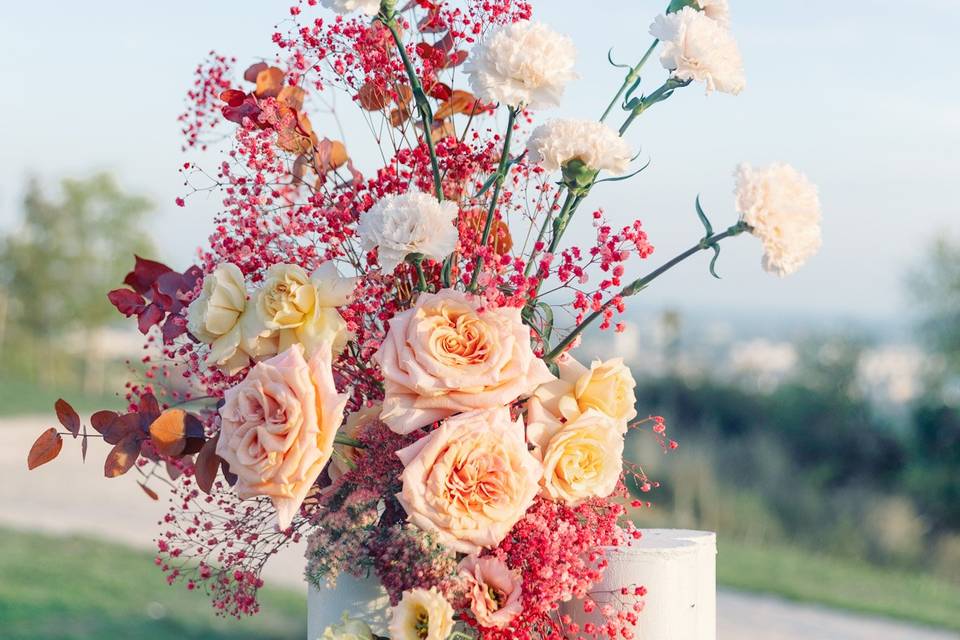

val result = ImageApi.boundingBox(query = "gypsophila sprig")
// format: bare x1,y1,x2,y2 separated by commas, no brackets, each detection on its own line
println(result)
735,162,823,276
650,6,745,95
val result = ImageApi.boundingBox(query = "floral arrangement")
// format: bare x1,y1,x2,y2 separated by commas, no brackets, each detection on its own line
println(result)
26,0,822,638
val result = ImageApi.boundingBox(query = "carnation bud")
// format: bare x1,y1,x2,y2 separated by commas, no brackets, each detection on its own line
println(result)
561,159,599,196
667,0,698,13
379,0,397,20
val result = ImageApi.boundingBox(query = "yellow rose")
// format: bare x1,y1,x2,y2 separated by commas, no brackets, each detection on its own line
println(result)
375,289,555,434
388,588,454,640
534,355,637,428
396,408,542,554
320,613,374,640
186,262,251,374
216,343,348,529
527,400,624,506
249,261,358,359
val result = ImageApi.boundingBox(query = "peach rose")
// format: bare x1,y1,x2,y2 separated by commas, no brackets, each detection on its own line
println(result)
396,408,542,553
375,289,555,434
527,399,624,506
458,555,523,629
534,354,637,428
216,343,348,529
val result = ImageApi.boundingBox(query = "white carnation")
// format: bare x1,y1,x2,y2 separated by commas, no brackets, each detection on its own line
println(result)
696,0,731,28
650,7,745,95
465,21,577,108
735,162,822,277
320,0,380,16
356,191,459,272
526,119,633,175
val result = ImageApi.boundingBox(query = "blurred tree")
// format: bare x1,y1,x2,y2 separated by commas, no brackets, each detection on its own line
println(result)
0,174,154,388
911,235,960,376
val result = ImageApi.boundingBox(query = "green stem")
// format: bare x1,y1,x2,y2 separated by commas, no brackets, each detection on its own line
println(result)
469,107,519,291
618,77,691,136
381,17,443,202
600,39,659,123
411,256,428,291
544,223,748,361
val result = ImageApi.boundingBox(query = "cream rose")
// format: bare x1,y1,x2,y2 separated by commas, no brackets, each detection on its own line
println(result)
396,408,542,554
388,587,455,640
375,289,555,434
320,613,375,640
533,355,637,427
458,555,523,630
248,261,357,359
216,343,348,529
187,262,251,374
527,402,624,506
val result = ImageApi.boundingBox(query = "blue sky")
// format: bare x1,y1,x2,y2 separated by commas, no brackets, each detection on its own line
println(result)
1,0,958,321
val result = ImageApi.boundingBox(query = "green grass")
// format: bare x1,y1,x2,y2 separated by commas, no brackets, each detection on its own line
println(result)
0,377,123,417
719,539,960,631
0,527,306,640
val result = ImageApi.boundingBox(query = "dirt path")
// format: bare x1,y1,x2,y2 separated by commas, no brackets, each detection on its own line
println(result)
3,416,958,639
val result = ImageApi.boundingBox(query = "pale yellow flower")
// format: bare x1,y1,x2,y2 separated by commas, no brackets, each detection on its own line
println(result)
320,612,374,640
533,355,637,427
388,588,454,640
186,262,250,374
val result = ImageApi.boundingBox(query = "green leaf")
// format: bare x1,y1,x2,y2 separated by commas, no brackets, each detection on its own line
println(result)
709,243,723,279
695,195,714,237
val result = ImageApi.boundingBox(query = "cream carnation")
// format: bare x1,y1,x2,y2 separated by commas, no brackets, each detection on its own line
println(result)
320,613,375,640
465,21,577,108
186,262,251,374
527,403,625,506
320,0,380,16
216,344,348,529
396,408,542,553
356,191,459,272
375,289,555,434
458,555,523,629
735,162,822,277
650,6,745,95
388,588,455,640
696,0,730,27
526,119,633,175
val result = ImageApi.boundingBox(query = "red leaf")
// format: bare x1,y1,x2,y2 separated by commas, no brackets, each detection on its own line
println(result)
137,303,164,334
243,62,269,83
124,255,173,295
222,96,263,126
96,412,141,445
138,482,159,501
194,433,221,495
139,393,161,426
162,315,188,343
90,410,119,434
220,89,247,107
28,428,62,470
55,399,81,438
415,42,436,59
445,50,468,68
221,458,238,487
107,289,146,317
428,82,452,101
104,433,141,478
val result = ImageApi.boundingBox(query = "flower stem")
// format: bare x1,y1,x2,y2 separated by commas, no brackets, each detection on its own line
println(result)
469,107,520,291
411,256,428,291
600,39,659,123
544,222,748,361
381,17,444,202
618,77,691,136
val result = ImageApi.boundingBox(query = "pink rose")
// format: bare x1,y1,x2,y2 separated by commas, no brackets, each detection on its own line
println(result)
458,555,523,629
217,343,348,529
396,408,542,553
375,289,555,434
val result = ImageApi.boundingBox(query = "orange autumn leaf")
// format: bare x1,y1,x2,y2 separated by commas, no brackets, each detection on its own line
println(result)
138,482,160,501
104,433,141,478
149,409,204,458
430,119,457,141
255,66,285,99
315,138,348,173
27,428,63,470
243,62,269,83
278,85,306,111
55,399,80,438
462,208,513,255
357,81,389,111
434,90,482,120
390,104,412,128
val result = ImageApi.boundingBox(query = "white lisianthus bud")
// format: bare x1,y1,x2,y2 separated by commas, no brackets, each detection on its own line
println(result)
320,612,375,640
356,191,459,272
735,162,823,277
650,6,745,95
319,0,380,16
465,21,577,109
527,119,633,179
